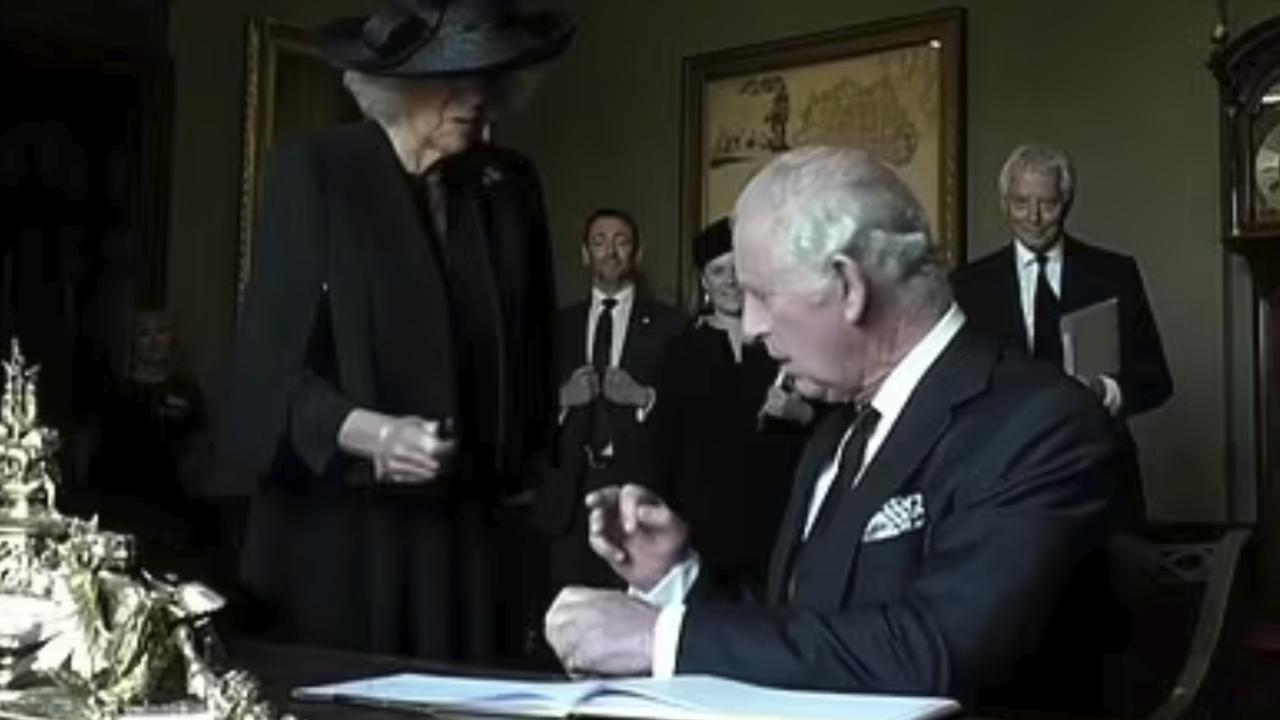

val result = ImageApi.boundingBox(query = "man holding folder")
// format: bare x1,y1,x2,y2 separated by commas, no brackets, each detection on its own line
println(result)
952,143,1172,525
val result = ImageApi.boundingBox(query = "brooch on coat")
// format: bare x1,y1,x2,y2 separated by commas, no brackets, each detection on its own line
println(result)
480,166,506,188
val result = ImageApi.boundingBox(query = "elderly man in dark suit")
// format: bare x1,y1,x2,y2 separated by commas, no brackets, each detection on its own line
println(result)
544,147,1120,714
532,208,683,591
221,0,571,660
951,143,1172,525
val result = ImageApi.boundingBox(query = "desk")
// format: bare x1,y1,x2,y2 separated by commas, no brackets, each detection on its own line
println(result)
229,640,551,720
228,640,1096,720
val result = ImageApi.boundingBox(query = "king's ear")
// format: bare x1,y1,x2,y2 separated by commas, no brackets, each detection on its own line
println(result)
831,254,868,325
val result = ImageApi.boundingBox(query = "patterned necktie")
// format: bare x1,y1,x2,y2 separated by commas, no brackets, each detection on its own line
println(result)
588,298,618,455
1032,253,1063,367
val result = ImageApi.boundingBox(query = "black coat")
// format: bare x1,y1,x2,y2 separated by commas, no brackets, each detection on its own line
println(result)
950,237,1172,418
676,327,1120,713
220,121,556,657
646,322,809,585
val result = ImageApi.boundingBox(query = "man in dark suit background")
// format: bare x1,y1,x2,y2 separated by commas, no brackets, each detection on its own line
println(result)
532,208,684,590
951,143,1172,525
544,147,1120,714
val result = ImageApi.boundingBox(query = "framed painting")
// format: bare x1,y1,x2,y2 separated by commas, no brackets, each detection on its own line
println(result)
680,8,965,305
237,18,360,312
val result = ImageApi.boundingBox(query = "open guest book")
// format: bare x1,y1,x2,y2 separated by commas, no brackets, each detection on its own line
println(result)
293,672,960,720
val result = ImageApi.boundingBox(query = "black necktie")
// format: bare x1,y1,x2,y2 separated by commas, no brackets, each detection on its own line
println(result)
786,404,881,600
592,298,617,371
806,404,881,542
588,298,618,455
1032,254,1063,367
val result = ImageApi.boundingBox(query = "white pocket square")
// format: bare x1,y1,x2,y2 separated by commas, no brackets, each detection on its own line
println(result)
863,493,926,543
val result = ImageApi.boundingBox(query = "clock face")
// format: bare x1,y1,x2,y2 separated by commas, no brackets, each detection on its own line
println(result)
1257,121,1280,215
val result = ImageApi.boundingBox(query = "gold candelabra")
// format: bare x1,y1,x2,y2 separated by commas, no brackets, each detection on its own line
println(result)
0,341,285,720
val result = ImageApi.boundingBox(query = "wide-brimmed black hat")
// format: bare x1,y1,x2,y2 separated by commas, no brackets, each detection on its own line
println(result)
318,0,574,77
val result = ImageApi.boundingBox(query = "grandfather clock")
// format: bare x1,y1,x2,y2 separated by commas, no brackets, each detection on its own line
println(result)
1210,15,1280,622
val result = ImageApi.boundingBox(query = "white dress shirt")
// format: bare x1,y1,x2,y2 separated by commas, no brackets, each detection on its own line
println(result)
1013,240,1062,349
566,283,654,440
639,304,968,678
1012,241,1121,414
586,284,636,368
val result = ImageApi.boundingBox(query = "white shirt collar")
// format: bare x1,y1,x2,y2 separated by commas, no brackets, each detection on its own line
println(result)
802,303,966,536
865,303,966,435
1013,238,1063,267
592,283,635,309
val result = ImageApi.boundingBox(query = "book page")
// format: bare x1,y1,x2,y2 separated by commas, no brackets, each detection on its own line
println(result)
579,676,959,720
293,672,601,716
295,672,960,720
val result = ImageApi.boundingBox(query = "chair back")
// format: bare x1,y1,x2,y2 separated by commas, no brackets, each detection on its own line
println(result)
1106,526,1251,720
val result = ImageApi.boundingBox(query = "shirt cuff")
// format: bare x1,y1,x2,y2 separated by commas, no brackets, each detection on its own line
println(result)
629,553,700,607
627,554,698,679
635,388,657,423
1099,374,1123,416
651,603,686,679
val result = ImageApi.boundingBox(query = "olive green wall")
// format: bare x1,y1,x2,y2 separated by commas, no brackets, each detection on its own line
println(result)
165,0,1278,519
498,0,1276,522
165,0,380,411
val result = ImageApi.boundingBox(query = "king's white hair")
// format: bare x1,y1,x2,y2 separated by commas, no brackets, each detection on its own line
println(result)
735,146,950,314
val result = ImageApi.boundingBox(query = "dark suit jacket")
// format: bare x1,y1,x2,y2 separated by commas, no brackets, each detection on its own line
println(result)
676,327,1120,713
219,121,556,653
531,294,683,536
950,237,1172,418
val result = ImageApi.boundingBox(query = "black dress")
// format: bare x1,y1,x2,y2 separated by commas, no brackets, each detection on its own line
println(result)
90,372,206,548
647,322,810,586
221,123,556,661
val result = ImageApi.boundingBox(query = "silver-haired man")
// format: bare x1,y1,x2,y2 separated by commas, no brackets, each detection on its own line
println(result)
545,146,1120,714
952,142,1172,526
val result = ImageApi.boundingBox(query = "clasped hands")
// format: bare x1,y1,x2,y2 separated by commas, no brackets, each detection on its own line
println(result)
559,366,653,409
544,484,690,677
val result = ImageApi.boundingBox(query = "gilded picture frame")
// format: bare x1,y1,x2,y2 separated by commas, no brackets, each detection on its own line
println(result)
237,18,359,313
679,8,965,306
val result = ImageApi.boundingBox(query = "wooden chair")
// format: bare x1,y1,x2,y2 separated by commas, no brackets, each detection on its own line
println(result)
1106,525,1251,720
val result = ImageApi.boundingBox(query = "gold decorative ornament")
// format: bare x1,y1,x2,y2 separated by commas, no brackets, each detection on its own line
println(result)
0,341,286,720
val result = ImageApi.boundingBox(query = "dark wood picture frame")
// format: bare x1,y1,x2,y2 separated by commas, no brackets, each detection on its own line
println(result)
679,8,965,307
237,18,358,314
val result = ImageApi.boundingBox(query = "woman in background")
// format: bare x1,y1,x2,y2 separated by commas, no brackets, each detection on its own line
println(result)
646,218,816,586
90,310,206,561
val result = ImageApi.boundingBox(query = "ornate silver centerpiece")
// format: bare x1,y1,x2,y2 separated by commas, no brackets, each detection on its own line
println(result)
0,342,283,720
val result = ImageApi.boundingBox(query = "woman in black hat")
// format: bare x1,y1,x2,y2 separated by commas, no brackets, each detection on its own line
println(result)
221,0,572,660
644,218,817,588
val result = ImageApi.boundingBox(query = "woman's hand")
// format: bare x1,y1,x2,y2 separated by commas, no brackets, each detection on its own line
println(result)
338,410,457,483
